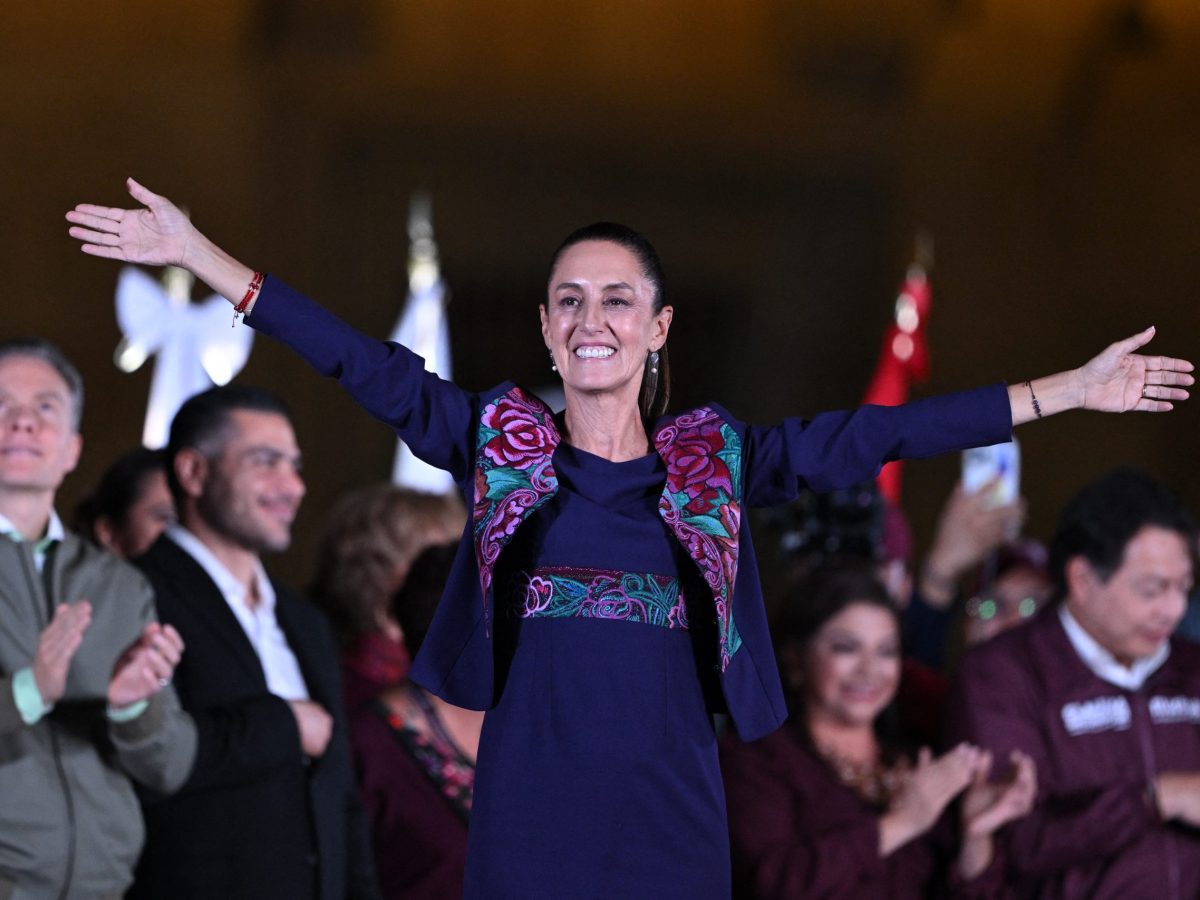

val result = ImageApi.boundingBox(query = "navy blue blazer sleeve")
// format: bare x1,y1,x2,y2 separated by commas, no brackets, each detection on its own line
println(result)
741,385,1013,507
247,276,478,482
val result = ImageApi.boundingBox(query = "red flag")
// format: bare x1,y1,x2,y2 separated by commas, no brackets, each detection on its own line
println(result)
862,255,932,503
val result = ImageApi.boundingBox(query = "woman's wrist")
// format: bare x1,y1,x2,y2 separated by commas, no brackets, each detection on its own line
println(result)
180,232,257,308
918,560,960,609
956,834,993,881
878,810,917,857
1009,370,1088,425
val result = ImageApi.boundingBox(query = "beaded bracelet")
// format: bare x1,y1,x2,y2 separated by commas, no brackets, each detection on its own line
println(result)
232,271,266,326
1023,380,1043,418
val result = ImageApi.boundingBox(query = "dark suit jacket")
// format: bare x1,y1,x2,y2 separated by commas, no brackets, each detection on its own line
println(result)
129,535,380,900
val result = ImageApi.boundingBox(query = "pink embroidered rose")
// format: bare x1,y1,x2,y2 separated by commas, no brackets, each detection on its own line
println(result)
481,394,557,471
659,419,732,513
522,576,554,616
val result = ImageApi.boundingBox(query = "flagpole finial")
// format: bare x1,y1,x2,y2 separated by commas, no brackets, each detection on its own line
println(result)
163,265,195,308
914,230,934,273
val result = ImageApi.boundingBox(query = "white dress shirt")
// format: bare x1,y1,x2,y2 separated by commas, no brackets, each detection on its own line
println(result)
1059,604,1169,691
165,524,310,701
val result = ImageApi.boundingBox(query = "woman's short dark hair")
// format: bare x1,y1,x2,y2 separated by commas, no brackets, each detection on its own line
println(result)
1050,468,1198,599
75,446,167,541
547,222,671,422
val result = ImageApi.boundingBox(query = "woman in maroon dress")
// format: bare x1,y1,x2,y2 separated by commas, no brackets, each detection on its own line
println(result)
721,563,1036,898
351,543,483,899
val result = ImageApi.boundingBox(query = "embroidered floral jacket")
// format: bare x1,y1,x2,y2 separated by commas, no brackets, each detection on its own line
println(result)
249,277,1012,741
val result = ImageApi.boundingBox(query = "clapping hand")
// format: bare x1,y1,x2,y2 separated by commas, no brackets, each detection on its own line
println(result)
107,622,186,709
961,750,1037,839
33,602,92,706
881,744,984,855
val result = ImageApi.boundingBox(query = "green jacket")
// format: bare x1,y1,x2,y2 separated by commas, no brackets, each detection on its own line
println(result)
0,533,196,900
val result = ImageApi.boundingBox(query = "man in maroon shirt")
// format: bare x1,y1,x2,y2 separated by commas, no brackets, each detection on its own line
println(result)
948,468,1200,899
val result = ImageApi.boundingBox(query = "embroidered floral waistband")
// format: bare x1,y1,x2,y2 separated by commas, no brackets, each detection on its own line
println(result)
514,567,689,631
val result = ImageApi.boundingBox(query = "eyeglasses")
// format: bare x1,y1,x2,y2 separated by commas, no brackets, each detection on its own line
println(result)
966,595,1041,621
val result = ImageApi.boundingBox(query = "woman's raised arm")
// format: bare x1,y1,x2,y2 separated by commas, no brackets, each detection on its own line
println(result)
68,179,478,481
1009,327,1193,425
67,178,257,308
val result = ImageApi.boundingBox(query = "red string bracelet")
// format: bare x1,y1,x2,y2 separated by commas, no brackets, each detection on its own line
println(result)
232,271,266,327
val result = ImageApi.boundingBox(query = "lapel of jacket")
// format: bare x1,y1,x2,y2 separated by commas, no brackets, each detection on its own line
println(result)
653,407,744,672
151,537,268,687
471,386,561,632
272,586,333,711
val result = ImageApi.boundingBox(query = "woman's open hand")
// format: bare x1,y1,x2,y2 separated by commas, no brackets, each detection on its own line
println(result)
1075,327,1193,413
961,749,1037,840
66,178,195,268
880,744,983,855
956,749,1037,880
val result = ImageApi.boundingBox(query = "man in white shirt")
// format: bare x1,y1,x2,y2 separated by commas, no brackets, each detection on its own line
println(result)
129,384,379,900
0,337,195,899
949,468,1200,898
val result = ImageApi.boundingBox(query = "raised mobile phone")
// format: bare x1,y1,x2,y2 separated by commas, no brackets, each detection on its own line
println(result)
961,439,1021,507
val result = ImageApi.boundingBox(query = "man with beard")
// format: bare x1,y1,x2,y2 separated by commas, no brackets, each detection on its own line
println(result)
129,385,379,900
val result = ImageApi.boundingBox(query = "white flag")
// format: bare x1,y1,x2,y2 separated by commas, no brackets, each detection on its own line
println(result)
389,277,455,492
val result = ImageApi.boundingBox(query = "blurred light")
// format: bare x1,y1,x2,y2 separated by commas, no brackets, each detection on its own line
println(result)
115,339,149,373
201,346,238,386
895,294,919,333
892,332,914,361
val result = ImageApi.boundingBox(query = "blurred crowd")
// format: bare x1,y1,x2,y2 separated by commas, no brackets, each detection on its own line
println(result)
4,333,1199,899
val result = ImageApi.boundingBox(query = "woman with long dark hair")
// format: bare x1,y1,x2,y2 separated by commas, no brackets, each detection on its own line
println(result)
722,563,1034,897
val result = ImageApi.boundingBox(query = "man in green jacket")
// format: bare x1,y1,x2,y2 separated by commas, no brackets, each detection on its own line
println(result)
0,337,196,900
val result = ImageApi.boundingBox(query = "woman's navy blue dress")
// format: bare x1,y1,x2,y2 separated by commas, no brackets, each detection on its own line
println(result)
246,276,1013,900
467,443,730,898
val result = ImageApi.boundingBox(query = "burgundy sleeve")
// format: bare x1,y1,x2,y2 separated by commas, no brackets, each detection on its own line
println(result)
721,737,885,898
945,643,1160,880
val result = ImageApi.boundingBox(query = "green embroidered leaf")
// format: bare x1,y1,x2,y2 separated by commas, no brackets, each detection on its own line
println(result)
688,514,731,538
476,426,501,447
485,466,528,500
717,424,743,498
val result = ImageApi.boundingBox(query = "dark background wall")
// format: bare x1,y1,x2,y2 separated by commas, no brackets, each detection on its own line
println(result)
5,0,1198,583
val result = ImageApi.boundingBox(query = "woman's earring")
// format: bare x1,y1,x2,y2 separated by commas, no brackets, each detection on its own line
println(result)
550,350,557,373
649,350,659,375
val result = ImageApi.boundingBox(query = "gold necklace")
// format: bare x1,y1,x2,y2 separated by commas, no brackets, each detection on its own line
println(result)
813,740,910,806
